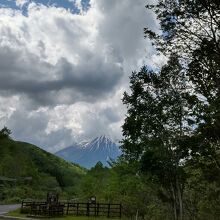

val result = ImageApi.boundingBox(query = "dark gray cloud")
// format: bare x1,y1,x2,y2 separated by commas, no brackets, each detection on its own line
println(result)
0,46,123,106
7,108,74,152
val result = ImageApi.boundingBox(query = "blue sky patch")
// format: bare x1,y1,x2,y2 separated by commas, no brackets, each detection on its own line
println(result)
0,0,90,14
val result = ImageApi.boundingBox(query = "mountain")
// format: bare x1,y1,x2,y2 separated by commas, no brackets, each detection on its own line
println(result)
55,135,122,168
0,136,85,202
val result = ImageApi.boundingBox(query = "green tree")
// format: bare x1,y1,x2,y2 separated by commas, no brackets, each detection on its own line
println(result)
106,160,166,219
122,55,194,220
120,1,220,219
0,127,11,139
144,0,220,151
79,162,110,201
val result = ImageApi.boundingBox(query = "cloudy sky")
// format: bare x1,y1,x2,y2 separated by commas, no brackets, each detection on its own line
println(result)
0,0,162,152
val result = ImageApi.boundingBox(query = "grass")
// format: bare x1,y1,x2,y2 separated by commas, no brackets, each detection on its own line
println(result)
6,209,26,218
7,209,122,220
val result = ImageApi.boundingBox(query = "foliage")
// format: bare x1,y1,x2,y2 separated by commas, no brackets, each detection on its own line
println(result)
144,0,220,151
0,136,85,203
183,158,220,220
121,54,193,220
121,1,220,220
144,0,220,58
79,162,110,201
0,127,11,140
78,160,171,219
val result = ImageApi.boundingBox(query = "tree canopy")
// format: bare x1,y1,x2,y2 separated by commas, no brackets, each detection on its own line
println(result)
121,1,220,220
0,126,11,139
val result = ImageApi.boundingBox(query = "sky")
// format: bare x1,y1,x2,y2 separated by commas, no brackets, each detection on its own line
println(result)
0,0,164,152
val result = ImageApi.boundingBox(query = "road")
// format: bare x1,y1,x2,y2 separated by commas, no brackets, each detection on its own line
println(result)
0,204,20,215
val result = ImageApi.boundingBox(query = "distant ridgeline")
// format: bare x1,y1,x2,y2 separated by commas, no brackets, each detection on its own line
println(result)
0,127,85,203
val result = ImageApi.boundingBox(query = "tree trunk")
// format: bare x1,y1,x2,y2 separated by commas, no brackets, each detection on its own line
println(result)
176,178,183,220
171,183,178,220
135,209,139,220
171,179,183,220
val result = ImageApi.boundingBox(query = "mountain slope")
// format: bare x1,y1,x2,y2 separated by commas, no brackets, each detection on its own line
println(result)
55,135,121,168
0,137,85,202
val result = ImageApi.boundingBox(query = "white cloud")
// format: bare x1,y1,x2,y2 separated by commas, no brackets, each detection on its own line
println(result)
68,0,83,13
16,0,29,7
0,0,158,150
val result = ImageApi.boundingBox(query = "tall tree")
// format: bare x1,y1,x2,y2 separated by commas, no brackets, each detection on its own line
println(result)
122,55,192,220
144,0,220,164
122,1,220,219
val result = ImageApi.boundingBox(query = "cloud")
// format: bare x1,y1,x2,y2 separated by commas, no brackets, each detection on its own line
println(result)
0,0,158,150
0,4,123,106
16,0,29,7
6,107,74,152
68,0,83,13
0,46,123,105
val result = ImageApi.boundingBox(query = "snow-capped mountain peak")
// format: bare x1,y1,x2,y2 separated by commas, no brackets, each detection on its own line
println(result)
86,135,117,151
55,135,121,168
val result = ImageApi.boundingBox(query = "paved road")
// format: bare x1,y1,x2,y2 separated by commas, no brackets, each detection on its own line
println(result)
0,204,20,214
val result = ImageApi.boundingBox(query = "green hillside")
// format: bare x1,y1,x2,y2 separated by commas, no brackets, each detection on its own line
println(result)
0,132,85,203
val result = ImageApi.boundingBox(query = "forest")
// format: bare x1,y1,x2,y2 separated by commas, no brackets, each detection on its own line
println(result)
0,1,220,220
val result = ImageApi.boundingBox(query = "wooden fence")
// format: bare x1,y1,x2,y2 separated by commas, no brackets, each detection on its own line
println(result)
66,202,122,218
21,201,122,218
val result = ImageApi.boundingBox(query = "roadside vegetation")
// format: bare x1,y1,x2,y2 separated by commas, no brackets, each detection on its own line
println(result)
8,208,123,220
0,127,85,203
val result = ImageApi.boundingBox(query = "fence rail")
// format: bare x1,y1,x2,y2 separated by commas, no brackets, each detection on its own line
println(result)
66,202,122,218
21,201,122,218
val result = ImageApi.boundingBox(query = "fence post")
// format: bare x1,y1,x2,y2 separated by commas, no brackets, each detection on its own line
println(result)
119,204,122,218
76,203,79,216
94,203,96,216
87,203,90,216
66,203,69,215
96,203,99,216
107,204,110,218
